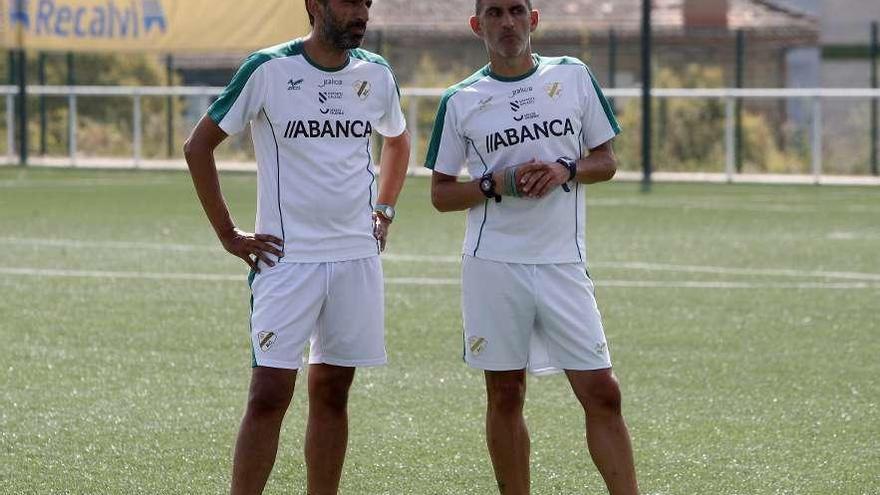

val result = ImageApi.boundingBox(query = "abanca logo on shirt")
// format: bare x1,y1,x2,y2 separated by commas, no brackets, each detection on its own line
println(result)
282,120,373,139
484,118,576,154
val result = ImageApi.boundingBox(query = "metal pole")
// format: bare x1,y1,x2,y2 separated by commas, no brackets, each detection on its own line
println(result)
407,96,419,170
17,49,27,165
871,21,878,176
67,52,75,85
609,28,617,112
725,96,735,182
641,0,652,191
133,93,142,168
7,95,14,163
8,51,15,161
69,93,77,166
735,29,745,173
67,52,75,165
38,52,46,156
811,96,822,184
166,54,174,158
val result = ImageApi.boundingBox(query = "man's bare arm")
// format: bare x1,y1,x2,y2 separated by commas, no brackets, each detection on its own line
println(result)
574,140,617,184
430,162,546,212
183,115,282,271
430,171,486,213
373,130,411,251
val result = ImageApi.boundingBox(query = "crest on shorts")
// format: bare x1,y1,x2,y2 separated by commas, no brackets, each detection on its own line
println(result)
468,336,488,356
258,331,278,352
354,80,372,100
545,82,563,100
595,341,608,355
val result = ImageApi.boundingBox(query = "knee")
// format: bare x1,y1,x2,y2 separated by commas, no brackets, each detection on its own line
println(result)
246,386,293,419
310,372,353,413
487,380,526,416
580,376,622,417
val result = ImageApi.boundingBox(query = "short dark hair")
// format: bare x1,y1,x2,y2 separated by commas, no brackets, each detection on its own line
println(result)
475,0,533,15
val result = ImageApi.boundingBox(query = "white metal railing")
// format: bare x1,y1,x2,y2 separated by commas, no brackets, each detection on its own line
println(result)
0,85,878,184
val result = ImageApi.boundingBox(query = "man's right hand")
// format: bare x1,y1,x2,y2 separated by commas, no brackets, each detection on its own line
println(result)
493,160,547,197
219,228,284,272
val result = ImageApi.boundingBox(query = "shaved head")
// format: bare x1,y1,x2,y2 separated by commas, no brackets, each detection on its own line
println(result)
475,0,532,15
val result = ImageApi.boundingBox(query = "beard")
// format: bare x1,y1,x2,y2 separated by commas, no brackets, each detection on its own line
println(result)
321,9,367,49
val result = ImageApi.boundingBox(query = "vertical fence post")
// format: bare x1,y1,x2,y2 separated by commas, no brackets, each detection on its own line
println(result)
641,0,652,191
17,49,27,166
811,96,822,184
725,95,736,182
407,95,419,171
7,51,15,162
608,28,617,112
735,29,745,173
38,52,47,156
69,93,77,166
871,21,878,176
133,93,142,168
67,52,75,166
166,54,175,158
6,94,14,163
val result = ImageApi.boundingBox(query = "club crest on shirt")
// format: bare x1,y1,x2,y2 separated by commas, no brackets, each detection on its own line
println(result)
258,331,278,352
468,336,488,356
545,82,563,100
354,80,372,100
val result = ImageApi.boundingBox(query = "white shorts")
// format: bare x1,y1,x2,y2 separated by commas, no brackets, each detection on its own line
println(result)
247,256,386,370
461,255,612,375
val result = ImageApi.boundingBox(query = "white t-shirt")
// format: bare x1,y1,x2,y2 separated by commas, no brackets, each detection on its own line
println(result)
209,39,406,263
425,55,620,265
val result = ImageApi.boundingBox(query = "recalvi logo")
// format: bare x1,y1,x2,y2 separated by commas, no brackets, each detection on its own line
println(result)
9,0,168,39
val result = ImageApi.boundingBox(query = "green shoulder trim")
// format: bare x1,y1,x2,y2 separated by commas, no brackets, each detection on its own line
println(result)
585,65,622,135
424,67,491,170
208,40,303,126
539,55,621,136
350,48,401,97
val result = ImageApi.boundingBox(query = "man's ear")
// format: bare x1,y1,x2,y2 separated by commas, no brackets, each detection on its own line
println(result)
470,15,483,38
529,9,539,33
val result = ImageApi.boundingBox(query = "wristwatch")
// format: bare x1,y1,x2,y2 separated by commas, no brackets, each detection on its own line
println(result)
373,204,395,222
479,173,502,203
556,157,577,192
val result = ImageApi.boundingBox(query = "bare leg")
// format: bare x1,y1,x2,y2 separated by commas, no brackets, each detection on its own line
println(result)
304,364,356,495
566,369,639,495
485,370,530,495
230,367,298,495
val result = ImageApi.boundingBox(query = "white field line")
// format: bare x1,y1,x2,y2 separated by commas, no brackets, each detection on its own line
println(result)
0,178,181,188
589,261,880,282
0,237,210,252
587,198,879,214
2,267,880,290
2,237,879,282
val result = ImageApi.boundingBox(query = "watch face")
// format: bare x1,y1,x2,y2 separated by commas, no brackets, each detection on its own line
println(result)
376,205,394,220
480,178,492,192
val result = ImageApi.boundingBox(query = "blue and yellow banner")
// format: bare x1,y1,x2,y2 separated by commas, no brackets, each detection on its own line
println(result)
0,0,310,53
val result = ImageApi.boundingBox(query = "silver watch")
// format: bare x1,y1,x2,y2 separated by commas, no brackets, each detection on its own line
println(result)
373,204,395,222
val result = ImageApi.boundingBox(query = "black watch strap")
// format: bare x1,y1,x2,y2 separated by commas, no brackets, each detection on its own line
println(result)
557,157,577,181
479,173,502,203
557,157,577,193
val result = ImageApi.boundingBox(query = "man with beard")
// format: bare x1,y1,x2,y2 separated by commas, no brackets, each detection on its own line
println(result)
183,0,409,493
426,0,639,494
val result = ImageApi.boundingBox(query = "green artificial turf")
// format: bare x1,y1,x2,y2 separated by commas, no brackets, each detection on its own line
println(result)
0,168,877,494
